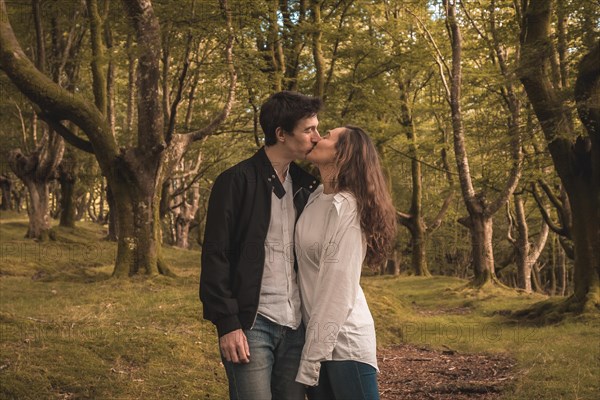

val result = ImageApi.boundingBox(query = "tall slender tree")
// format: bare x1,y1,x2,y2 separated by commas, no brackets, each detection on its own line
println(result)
439,0,523,286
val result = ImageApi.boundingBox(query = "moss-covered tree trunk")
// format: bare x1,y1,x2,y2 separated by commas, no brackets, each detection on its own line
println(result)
0,0,236,277
519,0,599,312
110,171,167,276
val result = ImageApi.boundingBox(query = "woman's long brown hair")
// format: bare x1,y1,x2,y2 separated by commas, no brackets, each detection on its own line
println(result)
333,126,397,266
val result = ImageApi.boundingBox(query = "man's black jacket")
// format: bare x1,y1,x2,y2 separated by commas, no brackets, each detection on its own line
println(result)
200,147,318,337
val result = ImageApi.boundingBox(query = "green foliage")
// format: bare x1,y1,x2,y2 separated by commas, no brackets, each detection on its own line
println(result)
0,0,593,285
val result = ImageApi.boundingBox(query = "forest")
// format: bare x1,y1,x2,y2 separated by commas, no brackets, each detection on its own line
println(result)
0,0,598,399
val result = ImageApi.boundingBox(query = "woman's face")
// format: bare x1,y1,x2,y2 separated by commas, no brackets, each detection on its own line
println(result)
306,127,345,166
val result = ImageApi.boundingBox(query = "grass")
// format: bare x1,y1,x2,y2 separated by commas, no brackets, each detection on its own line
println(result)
1,210,599,399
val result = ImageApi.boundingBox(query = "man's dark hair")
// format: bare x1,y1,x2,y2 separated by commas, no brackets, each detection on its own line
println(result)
259,91,322,146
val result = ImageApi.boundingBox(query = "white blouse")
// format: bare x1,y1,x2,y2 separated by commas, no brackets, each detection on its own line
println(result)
294,185,378,386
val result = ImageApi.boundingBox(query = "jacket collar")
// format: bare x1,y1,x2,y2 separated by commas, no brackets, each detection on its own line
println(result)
252,147,319,198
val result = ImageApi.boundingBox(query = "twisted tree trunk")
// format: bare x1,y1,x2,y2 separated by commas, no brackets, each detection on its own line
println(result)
0,0,236,276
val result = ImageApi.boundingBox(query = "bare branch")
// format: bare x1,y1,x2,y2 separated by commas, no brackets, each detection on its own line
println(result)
427,147,455,233
188,0,237,142
86,0,107,115
506,199,517,245
166,32,193,144
0,0,114,162
396,210,412,229
38,114,94,154
405,7,452,83
538,179,564,214
528,218,549,264
530,182,566,236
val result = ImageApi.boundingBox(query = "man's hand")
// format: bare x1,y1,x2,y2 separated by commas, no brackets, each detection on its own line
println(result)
220,329,250,364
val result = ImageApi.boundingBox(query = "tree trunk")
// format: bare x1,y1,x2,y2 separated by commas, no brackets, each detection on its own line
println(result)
0,0,236,277
175,217,191,248
384,252,400,276
58,161,76,228
75,191,87,221
531,262,544,293
24,179,51,240
512,194,550,293
105,184,117,241
460,213,495,286
549,257,557,295
514,196,532,292
8,139,63,240
184,69,200,130
311,0,325,98
170,173,201,249
519,0,599,312
110,170,171,276
267,0,284,91
395,78,454,277
411,222,430,276
557,237,567,296
0,175,12,210
281,0,306,92
126,32,136,134
445,0,521,287
569,182,600,307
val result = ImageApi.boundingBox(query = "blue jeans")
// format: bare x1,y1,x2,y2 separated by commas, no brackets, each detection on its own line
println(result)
222,314,306,400
307,361,380,400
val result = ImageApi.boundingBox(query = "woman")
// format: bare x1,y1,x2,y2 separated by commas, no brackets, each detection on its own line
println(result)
295,126,397,399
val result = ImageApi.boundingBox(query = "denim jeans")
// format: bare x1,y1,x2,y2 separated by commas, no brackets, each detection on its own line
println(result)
307,360,380,400
222,314,306,400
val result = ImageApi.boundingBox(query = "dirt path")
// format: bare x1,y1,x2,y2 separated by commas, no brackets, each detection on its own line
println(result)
378,344,515,399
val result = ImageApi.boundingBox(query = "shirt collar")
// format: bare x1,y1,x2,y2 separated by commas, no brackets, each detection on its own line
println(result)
252,147,319,198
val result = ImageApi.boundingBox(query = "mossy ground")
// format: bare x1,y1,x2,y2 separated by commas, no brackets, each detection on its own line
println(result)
1,210,598,399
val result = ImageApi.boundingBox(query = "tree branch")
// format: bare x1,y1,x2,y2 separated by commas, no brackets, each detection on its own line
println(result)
38,114,94,154
574,40,600,138
166,31,193,144
427,148,455,233
123,0,164,154
528,219,549,265
86,0,107,115
406,7,451,103
0,0,115,165
506,200,517,245
530,181,566,236
189,0,237,142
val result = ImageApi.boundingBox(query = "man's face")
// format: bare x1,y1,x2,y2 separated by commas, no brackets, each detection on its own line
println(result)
281,115,321,160
306,127,343,166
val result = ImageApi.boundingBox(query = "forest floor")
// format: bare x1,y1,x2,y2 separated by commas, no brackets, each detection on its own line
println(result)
378,344,515,399
1,212,599,399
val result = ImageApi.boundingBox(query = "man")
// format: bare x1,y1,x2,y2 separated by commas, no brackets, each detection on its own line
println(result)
200,91,322,399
